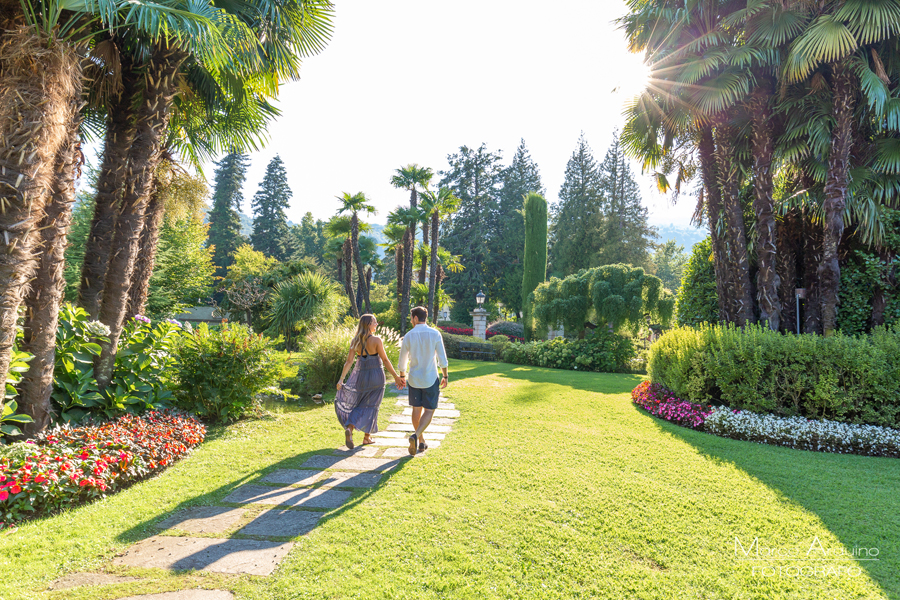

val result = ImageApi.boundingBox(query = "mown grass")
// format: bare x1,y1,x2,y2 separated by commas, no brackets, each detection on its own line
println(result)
1,361,898,599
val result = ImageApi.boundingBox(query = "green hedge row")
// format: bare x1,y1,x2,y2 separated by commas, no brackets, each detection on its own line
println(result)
648,324,900,427
440,332,495,360
501,330,634,373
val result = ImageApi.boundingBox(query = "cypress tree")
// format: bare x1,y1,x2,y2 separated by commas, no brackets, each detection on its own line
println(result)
251,155,292,260
208,152,249,277
522,192,548,341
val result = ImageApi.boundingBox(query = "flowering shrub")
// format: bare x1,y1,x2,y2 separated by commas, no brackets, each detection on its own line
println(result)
439,325,473,336
632,381,900,458
631,381,712,429
0,410,204,525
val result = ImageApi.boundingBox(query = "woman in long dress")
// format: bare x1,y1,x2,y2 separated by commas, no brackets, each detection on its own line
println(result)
335,314,404,449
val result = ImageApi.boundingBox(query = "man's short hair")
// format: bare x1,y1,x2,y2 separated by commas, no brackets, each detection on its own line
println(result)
411,306,428,322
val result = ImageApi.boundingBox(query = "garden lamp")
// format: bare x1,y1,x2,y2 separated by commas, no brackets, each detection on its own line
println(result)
476,291,486,305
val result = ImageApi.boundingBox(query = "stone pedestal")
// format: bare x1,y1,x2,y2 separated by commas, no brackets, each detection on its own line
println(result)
469,307,487,340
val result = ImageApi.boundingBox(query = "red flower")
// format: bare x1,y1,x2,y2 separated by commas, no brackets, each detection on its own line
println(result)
0,491,6,501
10,486,21,494
79,480,90,487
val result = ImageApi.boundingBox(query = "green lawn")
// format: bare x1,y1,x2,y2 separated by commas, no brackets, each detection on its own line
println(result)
1,360,898,599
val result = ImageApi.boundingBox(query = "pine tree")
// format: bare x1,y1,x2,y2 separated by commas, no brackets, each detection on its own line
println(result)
522,192,548,341
549,133,603,277
593,132,657,267
494,139,544,316
285,212,327,264
208,152,250,277
251,155,292,260
438,144,503,322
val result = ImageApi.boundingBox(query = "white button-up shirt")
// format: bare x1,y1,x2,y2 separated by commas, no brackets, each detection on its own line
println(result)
398,324,449,389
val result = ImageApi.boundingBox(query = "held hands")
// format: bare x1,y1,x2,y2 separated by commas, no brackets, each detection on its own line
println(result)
336,381,343,391
394,375,406,390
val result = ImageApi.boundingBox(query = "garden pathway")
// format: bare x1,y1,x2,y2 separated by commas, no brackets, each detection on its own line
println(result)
54,388,457,598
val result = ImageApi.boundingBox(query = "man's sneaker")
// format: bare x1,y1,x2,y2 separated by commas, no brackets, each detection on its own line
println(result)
408,433,417,456
418,441,428,453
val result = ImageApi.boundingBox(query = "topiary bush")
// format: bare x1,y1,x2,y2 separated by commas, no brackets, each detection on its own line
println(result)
171,323,279,422
648,323,900,427
486,321,525,338
501,329,634,373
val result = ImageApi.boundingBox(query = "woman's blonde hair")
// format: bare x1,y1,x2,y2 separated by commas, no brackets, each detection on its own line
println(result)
349,314,377,353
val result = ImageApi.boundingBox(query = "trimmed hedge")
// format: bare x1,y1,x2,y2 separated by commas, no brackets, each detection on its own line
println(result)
501,330,634,373
440,332,495,360
648,324,900,427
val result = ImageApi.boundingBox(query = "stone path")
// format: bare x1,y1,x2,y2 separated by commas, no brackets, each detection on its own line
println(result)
59,386,458,598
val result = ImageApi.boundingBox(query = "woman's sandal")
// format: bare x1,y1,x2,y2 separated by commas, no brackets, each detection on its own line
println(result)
362,435,375,445
344,427,354,449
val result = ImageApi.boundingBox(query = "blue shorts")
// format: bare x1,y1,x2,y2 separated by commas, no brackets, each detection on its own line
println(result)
408,378,441,410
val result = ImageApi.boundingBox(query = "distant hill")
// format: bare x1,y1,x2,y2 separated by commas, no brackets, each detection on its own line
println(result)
654,224,706,251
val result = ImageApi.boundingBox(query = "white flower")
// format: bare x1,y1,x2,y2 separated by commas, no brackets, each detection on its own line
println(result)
85,320,111,337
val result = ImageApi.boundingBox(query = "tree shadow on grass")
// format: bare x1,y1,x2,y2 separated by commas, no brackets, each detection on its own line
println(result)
448,359,645,396
638,407,900,599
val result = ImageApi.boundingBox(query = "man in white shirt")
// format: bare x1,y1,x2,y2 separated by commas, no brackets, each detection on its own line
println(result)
398,306,449,455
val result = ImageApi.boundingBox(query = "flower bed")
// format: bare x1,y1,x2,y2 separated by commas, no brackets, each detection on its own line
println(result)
0,410,205,526
632,381,900,458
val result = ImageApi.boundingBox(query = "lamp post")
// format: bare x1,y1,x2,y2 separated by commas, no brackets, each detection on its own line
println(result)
470,291,488,340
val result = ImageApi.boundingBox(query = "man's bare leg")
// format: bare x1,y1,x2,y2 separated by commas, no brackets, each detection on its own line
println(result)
411,406,422,432
413,408,435,441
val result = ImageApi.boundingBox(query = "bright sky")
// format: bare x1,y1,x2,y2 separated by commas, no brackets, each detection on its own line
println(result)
210,0,698,228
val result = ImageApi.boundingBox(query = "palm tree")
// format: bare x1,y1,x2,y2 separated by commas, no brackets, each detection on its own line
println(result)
324,216,370,317
390,164,433,332
386,206,422,332
381,221,407,310
267,272,341,351
419,187,460,322
335,192,377,314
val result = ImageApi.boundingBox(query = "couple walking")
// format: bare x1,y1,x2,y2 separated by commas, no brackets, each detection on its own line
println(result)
335,306,449,455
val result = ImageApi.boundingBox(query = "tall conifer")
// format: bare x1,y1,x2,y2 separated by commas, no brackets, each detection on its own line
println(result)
208,152,249,277
522,193,548,341
251,155,292,260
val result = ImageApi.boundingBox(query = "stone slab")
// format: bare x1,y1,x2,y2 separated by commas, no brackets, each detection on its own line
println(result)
48,573,140,591
238,509,322,537
259,469,322,486
223,484,350,509
118,592,234,600
389,415,456,426
372,438,442,448
381,447,418,458
373,431,446,440
386,423,452,433
332,445,379,457
318,471,382,488
299,454,400,472
113,536,293,576
155,507,246,535
402,408,459,418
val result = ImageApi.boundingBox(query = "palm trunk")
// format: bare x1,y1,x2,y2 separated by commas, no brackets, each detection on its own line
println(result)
750,81,780,331
0,26,81,388
94,44,186,389
400,189,417,334
803,213,822,334
715,122,755,326
19,104,82,435
419,220,429,284
126,175,166,318
351,213,370,314
697,125,730,322
395,244,404,315
776,210,801,333
820,61,854,336
427,212,439,323
79,62,138,319
343,239,358,318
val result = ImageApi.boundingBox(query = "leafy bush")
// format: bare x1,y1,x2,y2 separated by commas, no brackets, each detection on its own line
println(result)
300,325,401,395
266,272,343,351
674,238,718,327
501,329,635,373
487,321,525,338
648,323,900,427
489,335,511,354
3,332,34,440
0,410,204,525
53,306,180,423
172,323,279,422
440,332,494,360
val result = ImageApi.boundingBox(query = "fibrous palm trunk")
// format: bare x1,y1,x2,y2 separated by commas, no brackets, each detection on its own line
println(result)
427,212,439,323
94,43,186,389
394,243,404,316
419,220,429,284
351,212,370,314
79,62,138,319
19,101,83,435
803,213,822,334
820,61,854,336
342,238,358,318
698,125,731,322
750,81,780,331
715,122,755,326
776,210,801,334
400,189,417,334
125,175,166,318
0,26,81,389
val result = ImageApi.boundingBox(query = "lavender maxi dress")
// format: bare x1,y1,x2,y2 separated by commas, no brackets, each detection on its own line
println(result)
334,347,385,433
